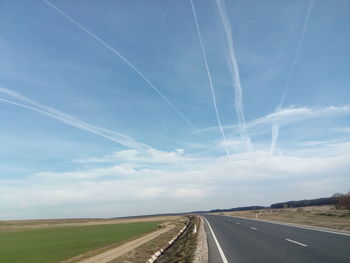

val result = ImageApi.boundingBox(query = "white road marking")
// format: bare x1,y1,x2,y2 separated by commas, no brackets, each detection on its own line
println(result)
250,227,258,231
286,238,308,247
203,217,228,263
225,215,350,236
236,222,240,224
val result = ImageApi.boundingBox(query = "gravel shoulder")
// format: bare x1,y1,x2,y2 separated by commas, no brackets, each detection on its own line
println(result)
193,216,208,263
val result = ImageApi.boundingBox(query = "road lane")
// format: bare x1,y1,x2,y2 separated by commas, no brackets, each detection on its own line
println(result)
202,214,350,263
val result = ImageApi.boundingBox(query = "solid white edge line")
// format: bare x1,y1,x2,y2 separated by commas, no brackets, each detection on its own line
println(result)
224,215,350,236
286,238,308,247
203,217,229,263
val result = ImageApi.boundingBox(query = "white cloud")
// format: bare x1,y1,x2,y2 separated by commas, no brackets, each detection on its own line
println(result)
218,139,246,153
73,148,198,170
1,140,349,219
36,164,137,180
1,100,349,219
171,187,207,199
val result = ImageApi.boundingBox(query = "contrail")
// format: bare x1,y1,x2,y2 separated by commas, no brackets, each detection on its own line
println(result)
270,122,279,156
43,0,197,131
0,87,190,170
190,0,231,158
215,0,252,152
0,87,149,150
271,0,314,156
279,0,315,107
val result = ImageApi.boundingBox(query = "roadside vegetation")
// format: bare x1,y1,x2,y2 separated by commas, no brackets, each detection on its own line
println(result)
156,216,199,263
110,218,188,262
0,221,162,263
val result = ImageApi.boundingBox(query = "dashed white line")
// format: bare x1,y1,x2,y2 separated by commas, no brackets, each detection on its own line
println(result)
250,227,258,231
203,217,228,263
226,215,350,236
236,222,240,224
286,238,308,247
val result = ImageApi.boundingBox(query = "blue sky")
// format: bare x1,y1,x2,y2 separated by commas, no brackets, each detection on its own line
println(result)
1,0,349,219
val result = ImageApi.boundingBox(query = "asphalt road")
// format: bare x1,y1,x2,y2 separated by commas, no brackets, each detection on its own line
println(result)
202,214,350,263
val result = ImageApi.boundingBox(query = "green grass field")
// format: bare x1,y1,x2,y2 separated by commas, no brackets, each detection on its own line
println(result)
0,221,161,263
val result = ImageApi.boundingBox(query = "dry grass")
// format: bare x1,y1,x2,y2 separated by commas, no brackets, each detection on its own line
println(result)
0,215,182,232
109,218,188,263
218,205,350,231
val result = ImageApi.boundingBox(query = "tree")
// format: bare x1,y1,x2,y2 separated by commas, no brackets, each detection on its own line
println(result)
335,195,350,210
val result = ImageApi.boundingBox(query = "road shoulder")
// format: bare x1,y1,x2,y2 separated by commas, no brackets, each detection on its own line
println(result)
193,216,208,263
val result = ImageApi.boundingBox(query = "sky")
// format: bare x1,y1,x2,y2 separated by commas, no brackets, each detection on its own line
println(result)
0,0,349,220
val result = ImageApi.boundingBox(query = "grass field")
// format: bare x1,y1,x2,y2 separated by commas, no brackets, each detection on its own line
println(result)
0,221,162,263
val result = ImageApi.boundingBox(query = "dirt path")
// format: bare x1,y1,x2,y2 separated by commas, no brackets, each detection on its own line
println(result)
77,224,175,263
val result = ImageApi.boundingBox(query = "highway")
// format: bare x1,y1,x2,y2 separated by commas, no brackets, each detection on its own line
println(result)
202,214,350,263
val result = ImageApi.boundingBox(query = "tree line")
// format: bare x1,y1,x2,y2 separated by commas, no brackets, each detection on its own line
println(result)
200,191,350,214
269,191,350,209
